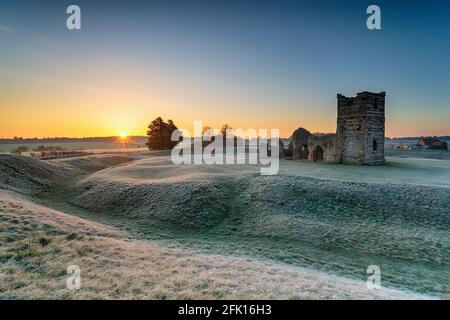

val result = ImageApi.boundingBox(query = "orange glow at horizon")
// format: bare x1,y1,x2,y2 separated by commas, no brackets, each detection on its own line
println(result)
1,65,449,139
1,109,449,139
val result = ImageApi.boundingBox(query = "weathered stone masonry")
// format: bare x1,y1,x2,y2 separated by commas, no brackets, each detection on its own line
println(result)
288,91,385,165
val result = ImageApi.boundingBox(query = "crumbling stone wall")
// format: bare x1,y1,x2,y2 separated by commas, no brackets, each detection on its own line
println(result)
307,134,340,162
287,91,385,165
290,128,311,160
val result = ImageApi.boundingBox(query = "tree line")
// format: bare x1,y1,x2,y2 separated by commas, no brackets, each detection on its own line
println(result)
146,117,234,150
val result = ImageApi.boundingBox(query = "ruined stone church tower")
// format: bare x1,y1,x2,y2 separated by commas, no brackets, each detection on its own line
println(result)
289,91,385,165
336,91,385,164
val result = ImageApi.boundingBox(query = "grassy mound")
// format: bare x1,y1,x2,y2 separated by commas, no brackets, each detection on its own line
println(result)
232,175,449,261
1,154,448,297
67,158,450,296
0,190,428,299
0,154,135,196
0,155,65,195
72,175,237,229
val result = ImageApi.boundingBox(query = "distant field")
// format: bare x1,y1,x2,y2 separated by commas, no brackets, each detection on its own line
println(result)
386,137,449,160
386,148,450,160
387,137,450,146
0,138,147,153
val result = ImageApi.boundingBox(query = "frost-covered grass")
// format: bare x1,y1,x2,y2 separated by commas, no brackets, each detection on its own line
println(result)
0,153,448,299
0,191,426,299
63,155,450,297
386,148,450,161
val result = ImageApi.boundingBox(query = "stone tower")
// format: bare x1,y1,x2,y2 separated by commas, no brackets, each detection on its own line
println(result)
336,91,385,164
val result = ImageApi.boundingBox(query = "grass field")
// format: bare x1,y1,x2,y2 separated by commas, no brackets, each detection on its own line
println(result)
0,152,448,299
0,137,148,154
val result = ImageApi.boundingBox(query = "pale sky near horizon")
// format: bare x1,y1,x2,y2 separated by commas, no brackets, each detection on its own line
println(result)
0,0,449,138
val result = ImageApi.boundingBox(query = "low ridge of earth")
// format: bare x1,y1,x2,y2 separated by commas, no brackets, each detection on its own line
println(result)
1,153,448,299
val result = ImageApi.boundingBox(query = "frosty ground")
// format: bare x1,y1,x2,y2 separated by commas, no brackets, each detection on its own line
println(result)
0,152,448,299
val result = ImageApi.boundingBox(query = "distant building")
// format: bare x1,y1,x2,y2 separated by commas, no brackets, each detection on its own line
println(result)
394,143,412,150
288,91,386,165
416,136,448,150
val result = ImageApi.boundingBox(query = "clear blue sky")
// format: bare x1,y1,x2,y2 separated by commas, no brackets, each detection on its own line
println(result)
0,0,449,137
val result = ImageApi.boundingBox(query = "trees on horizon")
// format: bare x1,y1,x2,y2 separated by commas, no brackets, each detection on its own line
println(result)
146,117,180,150
145,120,237,151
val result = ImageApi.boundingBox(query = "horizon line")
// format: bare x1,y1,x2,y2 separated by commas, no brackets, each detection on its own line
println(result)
1,134,450,141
